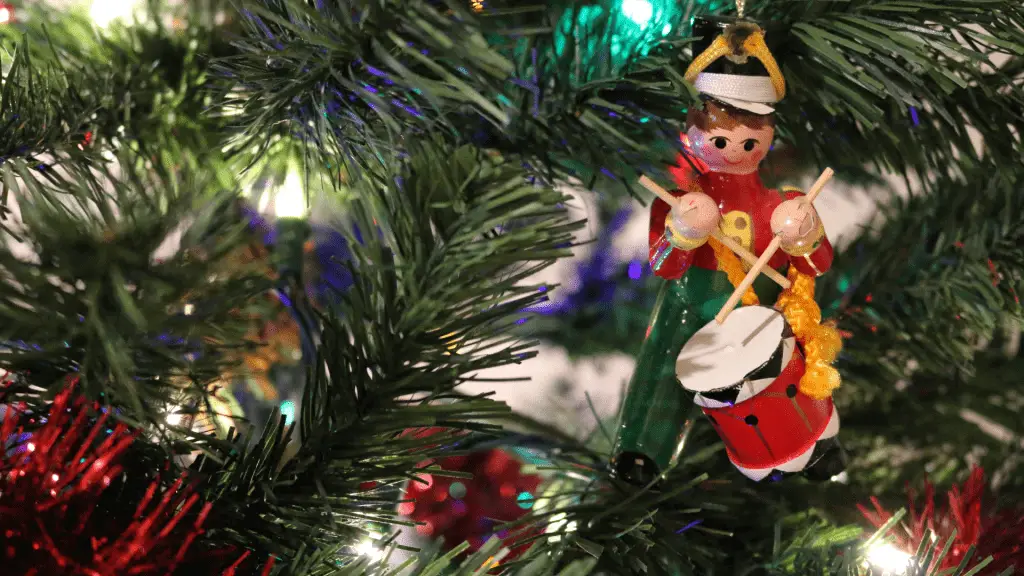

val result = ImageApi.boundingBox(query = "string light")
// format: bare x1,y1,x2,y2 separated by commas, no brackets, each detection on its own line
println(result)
355,532,385,561
0,4,13,25
470,0,484,12
165,409,183,427
253,162,309,219
90,0,143,28
280,400,295,425
271,170,307,218
621,0,654,28
865,543,913,574
516,491,534,509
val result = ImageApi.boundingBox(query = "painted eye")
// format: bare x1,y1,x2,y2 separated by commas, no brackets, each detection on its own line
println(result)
712,137,728,149
743,139,758,152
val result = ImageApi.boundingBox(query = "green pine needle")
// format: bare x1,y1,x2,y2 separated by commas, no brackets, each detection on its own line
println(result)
185,140,583,561
0,148,269,437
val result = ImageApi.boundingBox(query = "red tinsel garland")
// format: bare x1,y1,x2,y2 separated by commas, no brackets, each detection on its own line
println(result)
859,466,1023,573
0,381,270,576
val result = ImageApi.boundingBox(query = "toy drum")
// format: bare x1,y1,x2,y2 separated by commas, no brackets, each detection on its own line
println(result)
676,305,797,408
676,306,842,481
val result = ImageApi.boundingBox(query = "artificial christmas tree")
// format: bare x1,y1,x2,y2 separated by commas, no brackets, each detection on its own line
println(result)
0,0,1021,574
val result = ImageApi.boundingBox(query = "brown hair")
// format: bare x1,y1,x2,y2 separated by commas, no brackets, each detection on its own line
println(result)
686,98,775,131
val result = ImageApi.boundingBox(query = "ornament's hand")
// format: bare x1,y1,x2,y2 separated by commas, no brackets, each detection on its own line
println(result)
668,192,720,244
771,199,823,256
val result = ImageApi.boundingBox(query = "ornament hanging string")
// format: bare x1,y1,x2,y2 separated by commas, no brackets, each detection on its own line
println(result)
736,0,746,18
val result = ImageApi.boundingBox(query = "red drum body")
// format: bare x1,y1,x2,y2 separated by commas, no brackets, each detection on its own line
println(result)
677,306,842,481
700,342,840,480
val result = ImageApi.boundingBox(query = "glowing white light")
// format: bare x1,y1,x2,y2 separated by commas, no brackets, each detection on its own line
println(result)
866,543,913,574
183,303,195,316
272,170,308,218
830,471,849,483
356,533,385,561
90,0,142,28
621,0,653,28
166,411,183,427
257,180,273,213
0,7,12,24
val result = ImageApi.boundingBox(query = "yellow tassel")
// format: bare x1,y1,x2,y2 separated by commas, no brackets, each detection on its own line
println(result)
776,267,843,399
684,36,733,84
708,236,759,307
742,32,786,100
800,363,842,400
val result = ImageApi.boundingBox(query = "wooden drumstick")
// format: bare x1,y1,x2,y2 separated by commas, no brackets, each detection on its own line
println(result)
803,167,834,204
638,175,682,208
715,168,834,325
639,175,791,289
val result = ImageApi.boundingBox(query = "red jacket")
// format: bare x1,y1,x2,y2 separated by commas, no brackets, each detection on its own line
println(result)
650,164,833,281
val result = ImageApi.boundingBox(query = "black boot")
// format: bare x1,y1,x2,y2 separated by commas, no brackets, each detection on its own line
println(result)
802,437,848,483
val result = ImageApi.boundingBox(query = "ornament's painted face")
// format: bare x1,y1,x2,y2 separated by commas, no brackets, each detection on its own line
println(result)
686,123,774,175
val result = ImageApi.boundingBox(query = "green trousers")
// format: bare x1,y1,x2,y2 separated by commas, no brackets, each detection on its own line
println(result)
612,265,783,483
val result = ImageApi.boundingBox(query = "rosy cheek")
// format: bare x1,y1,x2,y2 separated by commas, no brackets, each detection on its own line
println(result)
754,143,771,161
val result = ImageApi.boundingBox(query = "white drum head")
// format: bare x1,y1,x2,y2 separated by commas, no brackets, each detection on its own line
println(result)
677,306,785,394
693,337,797,408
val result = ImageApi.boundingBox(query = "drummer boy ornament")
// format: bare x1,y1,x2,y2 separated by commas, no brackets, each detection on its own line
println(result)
611,16,845,485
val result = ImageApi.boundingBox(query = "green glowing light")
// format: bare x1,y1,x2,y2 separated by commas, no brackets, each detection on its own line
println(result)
548,0,680,77
280,400,295,425
449,481,467,499
516,491,534,509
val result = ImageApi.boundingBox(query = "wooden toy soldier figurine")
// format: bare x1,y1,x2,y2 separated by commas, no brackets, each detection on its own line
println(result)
611,16,846,485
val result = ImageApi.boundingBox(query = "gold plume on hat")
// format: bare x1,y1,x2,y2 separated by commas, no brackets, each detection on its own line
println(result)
684,22,786,101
